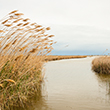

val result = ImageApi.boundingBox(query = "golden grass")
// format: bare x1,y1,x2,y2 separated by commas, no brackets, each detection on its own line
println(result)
92,56,110,74
0,10,55,110
45,55,87,61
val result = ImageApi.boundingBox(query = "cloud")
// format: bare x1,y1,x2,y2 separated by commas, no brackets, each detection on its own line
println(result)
0,0,110,27
0,0,110,55
51,24,110,55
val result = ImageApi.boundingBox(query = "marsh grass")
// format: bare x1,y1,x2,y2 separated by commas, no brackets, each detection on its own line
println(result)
45,55,87,61
92,56,110,94
92,56,110,74
0,10,55,110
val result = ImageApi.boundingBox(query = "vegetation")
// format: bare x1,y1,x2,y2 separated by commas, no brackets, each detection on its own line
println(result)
45,55,87,61
0,10,55,110
92,56,110,74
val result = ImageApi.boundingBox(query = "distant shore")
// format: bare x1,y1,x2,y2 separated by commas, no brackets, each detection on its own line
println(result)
45,55,87,61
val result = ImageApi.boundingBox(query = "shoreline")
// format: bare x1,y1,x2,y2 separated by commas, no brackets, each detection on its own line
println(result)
45,55,87,61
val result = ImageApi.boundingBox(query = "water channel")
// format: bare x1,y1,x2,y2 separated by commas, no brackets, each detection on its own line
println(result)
13,57,110,110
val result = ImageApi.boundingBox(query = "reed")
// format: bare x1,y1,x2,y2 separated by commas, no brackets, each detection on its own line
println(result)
0,10,55,110
92,56,110,74
45,55,87,61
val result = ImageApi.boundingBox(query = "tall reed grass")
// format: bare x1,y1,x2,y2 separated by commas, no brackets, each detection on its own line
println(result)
92,56,110,74
0,10,55,110
45,55,87,61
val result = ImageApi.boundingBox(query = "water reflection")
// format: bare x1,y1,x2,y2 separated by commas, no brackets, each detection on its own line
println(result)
95,73,110,95
9,84,50,110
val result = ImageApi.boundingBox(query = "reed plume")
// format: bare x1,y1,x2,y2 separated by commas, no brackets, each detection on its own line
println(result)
0,10,54,110
9,10,18,14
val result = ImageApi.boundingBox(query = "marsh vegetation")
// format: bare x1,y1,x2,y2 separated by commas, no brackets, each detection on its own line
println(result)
0,10,55,110
92,56,110,75
45,55,87,61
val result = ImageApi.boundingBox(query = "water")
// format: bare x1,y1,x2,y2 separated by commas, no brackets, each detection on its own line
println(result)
43,57,110,110
12,57,110,110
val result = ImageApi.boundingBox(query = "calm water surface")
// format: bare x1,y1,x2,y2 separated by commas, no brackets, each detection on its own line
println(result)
43,57,110,110
14,57,110,110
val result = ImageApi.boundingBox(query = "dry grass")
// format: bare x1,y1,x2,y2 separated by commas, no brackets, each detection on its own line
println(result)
92,56,110,74
0,10,55,110
45,55,87,61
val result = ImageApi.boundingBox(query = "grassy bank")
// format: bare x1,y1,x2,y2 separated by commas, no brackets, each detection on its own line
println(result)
45,55,87,61
92,56,110,74
0,10,54,110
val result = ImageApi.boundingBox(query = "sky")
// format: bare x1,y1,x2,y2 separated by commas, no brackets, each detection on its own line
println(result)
0,0,110,55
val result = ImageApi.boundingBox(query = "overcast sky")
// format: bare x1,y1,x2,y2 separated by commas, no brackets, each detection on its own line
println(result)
0,0,110,55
